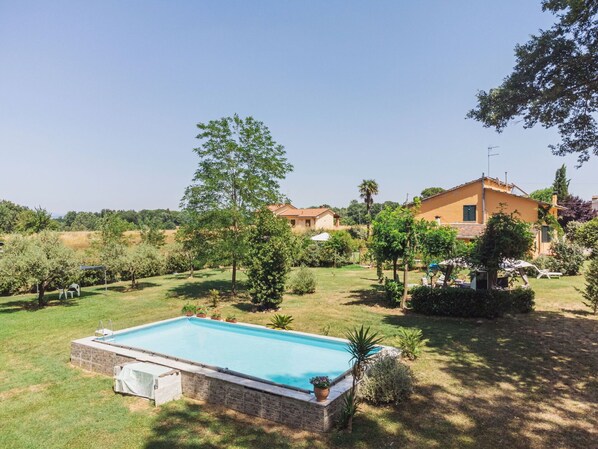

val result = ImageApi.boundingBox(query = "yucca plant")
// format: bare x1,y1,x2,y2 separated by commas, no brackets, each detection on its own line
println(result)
341,325,383,432
267,314,294,330
392,327,429,360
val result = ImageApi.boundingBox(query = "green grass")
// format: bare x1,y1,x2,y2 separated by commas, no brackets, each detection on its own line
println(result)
1,267,596,449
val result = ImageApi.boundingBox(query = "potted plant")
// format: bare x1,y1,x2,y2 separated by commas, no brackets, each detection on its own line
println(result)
196,307,208,318
211,311,222,321
309,376,331,402
181,303,197,317
225,315,237,323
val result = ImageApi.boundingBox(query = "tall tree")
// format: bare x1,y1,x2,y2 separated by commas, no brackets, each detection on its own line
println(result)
181,115,292,294
552,164,570,202
358,179,379,239
467,1,598,165
420,187,445,199
530,187,554,203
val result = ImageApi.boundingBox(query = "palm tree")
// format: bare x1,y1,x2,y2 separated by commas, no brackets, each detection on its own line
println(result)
358,179,379,239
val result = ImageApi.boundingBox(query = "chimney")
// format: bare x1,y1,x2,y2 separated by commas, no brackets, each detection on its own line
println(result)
435,216,441,225
552,192,558,206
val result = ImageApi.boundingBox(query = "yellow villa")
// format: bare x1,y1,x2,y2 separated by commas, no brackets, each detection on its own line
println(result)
414,176,563,256
267,204,340,231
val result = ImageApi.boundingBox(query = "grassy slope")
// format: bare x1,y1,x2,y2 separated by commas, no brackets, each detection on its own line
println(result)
0,267,596,449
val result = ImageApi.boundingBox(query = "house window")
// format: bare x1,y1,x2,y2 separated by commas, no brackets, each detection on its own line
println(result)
541,225,551,243
290,219,296,227
463,205,476,222
305,219,311,227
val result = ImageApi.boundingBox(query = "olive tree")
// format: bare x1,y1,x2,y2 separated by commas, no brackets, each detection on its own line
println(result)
0,232,80,306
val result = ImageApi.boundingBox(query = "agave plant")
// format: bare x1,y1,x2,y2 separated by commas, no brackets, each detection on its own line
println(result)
342,325,383,432
267,314,294,330
393,327,428,360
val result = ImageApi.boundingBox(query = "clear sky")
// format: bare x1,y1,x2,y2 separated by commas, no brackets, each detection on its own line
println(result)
1,0,596,214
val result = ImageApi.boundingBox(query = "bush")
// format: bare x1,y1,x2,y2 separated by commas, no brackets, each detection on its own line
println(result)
410,286,535,318
578,257,598,314
359,356,414,405
289,266,317,294
384,278,404,306
392,327,428,360
548,239,585,275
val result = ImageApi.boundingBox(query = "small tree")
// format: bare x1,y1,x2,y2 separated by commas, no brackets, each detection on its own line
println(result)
117,244,164,288
579,257,598,314
324,230,354,267
529,187,553,203
569,218,598,256
419,223,461,287
558,195,597,228
139,220,166,247
471,212,534,289
0,232,80,306
549,239,585,275
371,206,425,308
246,208,292,310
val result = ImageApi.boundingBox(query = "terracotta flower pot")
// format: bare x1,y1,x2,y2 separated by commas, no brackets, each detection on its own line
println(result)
185,311,194,317
211,316,222,321
314,387,330,402
226,318,237,323
196,313,207,318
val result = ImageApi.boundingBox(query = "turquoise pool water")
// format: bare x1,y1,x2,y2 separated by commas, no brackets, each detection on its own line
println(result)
101,318,355,391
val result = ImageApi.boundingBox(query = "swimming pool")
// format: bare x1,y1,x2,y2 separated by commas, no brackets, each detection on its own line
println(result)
96,317,356,391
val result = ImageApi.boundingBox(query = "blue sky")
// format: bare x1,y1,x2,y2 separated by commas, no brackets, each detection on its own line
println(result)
1,0,596,214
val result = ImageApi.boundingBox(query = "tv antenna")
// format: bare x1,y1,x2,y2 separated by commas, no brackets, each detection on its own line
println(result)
487,146,499,177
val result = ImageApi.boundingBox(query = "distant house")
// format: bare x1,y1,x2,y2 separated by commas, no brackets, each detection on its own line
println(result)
413,176,564,257
267,204,340,230
592,195,598,212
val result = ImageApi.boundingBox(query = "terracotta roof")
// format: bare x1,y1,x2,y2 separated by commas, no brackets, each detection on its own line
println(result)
277,208,335,218
448,223,485,239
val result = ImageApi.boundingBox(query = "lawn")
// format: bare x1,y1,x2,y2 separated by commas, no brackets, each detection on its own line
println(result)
0,267,596,449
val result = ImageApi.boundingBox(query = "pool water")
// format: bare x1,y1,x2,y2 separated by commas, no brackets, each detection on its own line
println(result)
101,318,355,391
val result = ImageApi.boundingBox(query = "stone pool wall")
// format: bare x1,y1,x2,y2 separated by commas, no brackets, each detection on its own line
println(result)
70,338,350,432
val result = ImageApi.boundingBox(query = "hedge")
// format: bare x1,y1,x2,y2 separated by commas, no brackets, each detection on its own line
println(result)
410,286,535,318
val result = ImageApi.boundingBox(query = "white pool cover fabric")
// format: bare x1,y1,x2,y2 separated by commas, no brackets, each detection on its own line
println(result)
114,362,173,399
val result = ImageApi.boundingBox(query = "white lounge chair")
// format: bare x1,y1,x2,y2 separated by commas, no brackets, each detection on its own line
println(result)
536,270,562,279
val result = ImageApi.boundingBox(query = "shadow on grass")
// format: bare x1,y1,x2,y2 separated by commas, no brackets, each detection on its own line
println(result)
382,310,598,448
167,280,246,301
143,401,327,449
0,289,103,314
164,271,218,281
106,282,161,293
343,283,390,308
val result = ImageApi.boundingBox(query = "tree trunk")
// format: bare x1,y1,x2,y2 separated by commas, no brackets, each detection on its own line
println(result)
402,261,409,309
392,257,398,281
37,283,46,307
443,265,453,288
487,269,498,290
188,264,194,279
131,272,136,289
232,257,237,296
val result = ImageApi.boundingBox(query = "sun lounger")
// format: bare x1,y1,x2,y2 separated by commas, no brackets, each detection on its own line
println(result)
536,270,562,279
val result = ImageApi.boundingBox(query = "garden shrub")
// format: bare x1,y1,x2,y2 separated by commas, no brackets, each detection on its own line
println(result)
548,239,586,275
392,327,428,360
578,257,598,314
384,278,404,305
410,286,535,318
289,266,317,294
359,356,414,405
